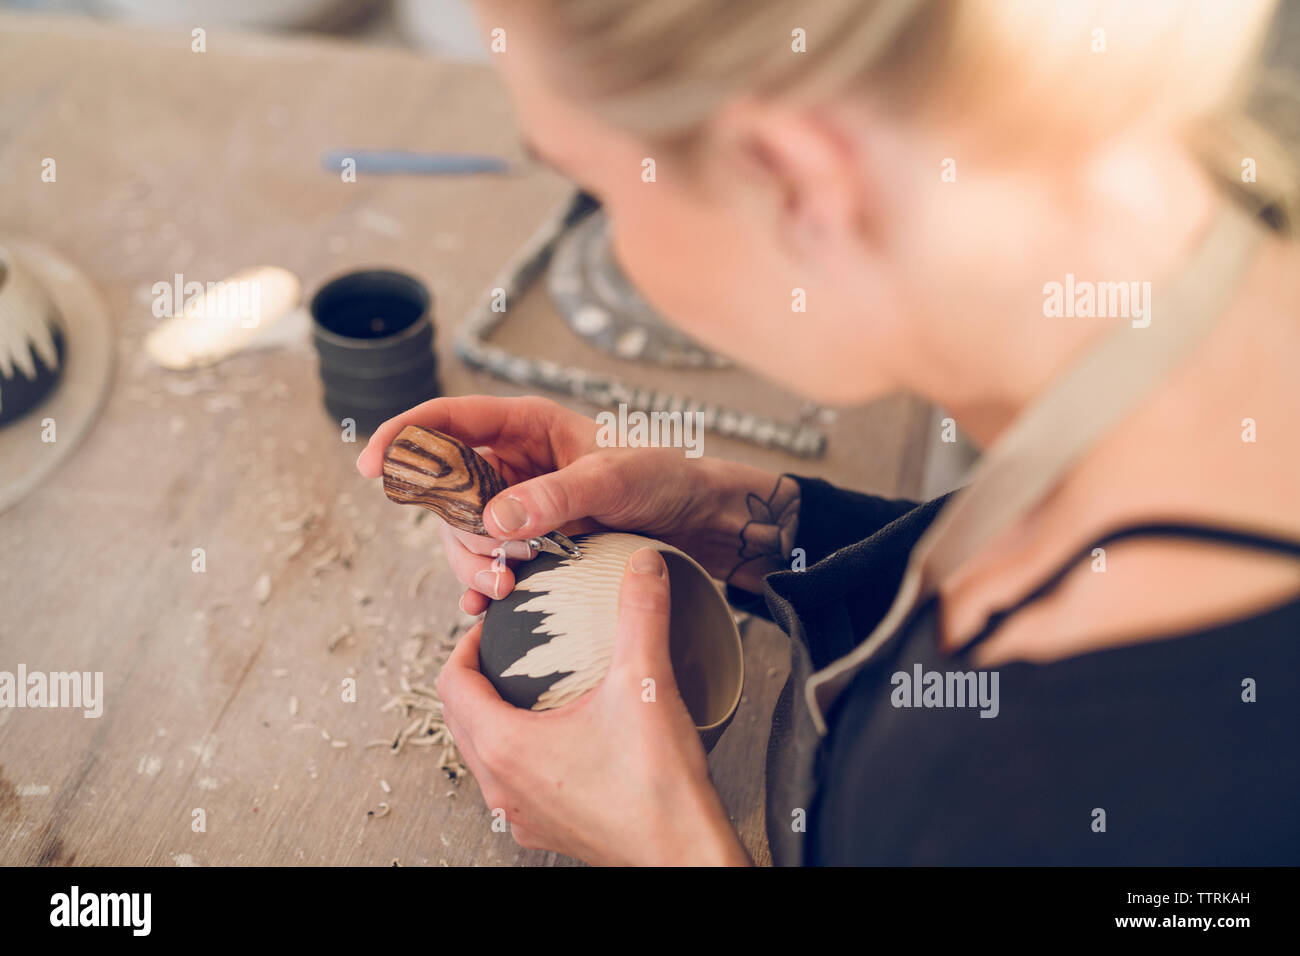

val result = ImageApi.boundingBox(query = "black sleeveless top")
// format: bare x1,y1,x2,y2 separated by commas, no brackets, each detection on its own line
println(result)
727,476,1300,865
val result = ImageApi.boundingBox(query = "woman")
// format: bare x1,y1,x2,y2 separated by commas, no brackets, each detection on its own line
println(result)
357,0,1300,865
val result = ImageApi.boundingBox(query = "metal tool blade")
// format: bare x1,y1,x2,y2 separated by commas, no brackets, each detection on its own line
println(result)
526,531,582,560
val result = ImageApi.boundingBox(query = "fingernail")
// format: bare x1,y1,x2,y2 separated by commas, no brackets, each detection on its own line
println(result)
355,450,365,471
630,548,665,577
475,569,505,600
458,591,472,614
489,497,528,533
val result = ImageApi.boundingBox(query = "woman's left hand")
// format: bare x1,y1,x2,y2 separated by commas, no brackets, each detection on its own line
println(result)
436,547,751,866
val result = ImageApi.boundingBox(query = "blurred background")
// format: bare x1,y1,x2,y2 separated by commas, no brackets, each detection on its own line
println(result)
1,0,490,59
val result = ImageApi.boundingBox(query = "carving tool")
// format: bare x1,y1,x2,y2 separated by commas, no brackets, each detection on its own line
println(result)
381,424,581,560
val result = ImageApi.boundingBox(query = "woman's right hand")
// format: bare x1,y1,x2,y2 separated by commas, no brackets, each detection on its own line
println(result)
355,395,740,614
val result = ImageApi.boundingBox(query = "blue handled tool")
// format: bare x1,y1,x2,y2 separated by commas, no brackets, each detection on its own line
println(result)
322,149,511,176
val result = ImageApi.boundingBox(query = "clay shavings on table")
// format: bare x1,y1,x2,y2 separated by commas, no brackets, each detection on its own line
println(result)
370,622,469,780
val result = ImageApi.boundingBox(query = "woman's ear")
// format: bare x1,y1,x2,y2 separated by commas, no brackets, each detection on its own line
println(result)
706,99,870,263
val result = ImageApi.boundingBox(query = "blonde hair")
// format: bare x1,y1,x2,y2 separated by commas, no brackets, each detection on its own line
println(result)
535,0,1299,233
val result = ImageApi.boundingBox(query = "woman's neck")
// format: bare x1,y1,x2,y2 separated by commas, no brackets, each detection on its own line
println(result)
938,232,1300,664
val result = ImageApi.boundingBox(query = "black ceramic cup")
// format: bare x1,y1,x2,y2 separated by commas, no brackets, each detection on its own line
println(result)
310,269,441,434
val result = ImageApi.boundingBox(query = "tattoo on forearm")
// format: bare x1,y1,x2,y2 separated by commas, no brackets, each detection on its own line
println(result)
725,475,800,588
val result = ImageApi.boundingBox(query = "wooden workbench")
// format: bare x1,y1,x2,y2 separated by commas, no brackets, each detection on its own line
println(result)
0,13,934,866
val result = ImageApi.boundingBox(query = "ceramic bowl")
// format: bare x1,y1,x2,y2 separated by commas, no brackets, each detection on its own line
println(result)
481,532,744,751
0,245,65,428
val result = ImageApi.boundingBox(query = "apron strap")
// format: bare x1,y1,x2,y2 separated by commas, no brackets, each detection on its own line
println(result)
805,202,1264,735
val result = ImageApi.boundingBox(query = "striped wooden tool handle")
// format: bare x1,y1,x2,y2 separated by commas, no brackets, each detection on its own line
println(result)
381,425,506,535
